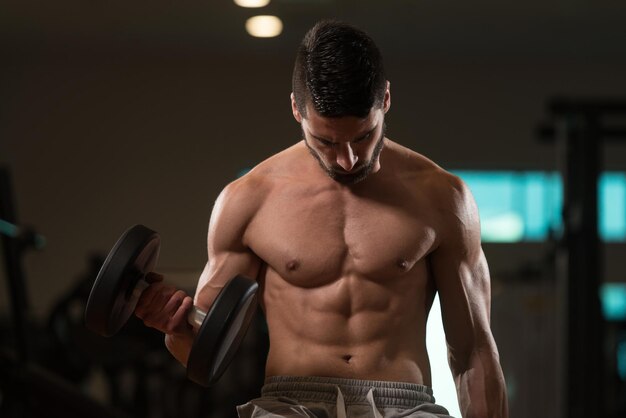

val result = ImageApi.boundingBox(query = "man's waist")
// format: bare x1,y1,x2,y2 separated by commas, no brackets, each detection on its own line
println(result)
266,344,429,383
261,375,435,408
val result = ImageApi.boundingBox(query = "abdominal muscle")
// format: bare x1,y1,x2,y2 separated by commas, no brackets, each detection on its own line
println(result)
261,269,433,385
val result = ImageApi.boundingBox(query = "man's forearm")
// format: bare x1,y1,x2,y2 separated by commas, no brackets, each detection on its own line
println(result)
454,349,509,418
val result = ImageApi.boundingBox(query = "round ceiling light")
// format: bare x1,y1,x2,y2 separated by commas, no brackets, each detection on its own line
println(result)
234,0,271,8
245,15,283,38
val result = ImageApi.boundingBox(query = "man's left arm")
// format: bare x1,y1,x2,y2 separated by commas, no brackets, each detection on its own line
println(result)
429,175,509,418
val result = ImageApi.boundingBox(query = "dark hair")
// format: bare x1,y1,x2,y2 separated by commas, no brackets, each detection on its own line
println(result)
292,20,386,118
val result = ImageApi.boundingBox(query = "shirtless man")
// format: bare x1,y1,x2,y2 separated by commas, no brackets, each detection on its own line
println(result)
135,21,509,418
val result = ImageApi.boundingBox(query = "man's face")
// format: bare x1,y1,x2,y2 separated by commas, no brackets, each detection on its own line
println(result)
302,119,386,185
291,86,391,185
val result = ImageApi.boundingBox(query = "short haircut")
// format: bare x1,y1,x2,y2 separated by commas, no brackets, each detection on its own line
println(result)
292,20,387,118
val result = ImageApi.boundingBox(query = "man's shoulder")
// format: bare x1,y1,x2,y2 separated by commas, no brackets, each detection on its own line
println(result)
385,140,472,213
218,143,303,205
386,141,461,190
249,142,304,176
386,142,478,244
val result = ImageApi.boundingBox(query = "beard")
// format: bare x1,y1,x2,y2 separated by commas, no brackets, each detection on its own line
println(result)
304,123,386,185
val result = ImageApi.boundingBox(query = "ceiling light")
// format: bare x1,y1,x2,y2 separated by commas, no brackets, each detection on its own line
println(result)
245,15,283,38
234,0,271,8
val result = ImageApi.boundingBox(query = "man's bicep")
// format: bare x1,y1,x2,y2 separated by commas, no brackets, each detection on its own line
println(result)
194,249,262,311
194,181,263,311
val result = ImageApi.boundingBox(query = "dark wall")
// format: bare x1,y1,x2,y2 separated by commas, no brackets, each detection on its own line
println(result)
1,50,625,315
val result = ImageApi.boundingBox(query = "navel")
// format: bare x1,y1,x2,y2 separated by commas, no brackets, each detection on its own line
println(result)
342,355,352,364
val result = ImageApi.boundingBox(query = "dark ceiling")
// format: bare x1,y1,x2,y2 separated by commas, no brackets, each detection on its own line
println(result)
2,0,626,59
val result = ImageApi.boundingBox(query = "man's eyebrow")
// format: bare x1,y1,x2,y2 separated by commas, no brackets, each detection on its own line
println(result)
309,126,377,143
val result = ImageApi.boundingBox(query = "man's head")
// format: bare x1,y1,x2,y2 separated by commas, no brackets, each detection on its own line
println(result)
291,20,390,185
292,20,387,119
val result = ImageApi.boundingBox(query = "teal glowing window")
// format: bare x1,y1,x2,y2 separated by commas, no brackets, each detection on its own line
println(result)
600,173,626,241
618,338,626,381
452,171,626,243
601,283,626,322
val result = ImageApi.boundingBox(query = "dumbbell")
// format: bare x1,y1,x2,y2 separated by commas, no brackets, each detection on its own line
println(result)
84,224,258,386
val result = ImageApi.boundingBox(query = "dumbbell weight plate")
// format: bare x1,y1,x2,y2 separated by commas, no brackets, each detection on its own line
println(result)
187,275,258,387
85,224,160,337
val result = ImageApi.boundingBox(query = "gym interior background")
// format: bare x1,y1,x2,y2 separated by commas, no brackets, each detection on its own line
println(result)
1,1,625,417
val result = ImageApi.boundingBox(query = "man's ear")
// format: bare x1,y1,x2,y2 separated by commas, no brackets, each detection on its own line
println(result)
383,81,391,114
291,93,303,123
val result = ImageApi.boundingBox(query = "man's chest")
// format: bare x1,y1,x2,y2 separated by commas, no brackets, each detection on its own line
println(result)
246,187,437,286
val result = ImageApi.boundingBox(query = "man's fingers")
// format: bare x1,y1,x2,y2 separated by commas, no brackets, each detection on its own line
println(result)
136,285,193,335
135,282,175,318
169,295,194,334
135,282,163,317
163,290,188,319
147,291,191,334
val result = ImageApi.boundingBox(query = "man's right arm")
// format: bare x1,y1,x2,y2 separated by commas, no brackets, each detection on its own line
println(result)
164,178,264,366
429,174,508,418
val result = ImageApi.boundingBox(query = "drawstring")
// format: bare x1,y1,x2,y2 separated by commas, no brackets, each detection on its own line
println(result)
336,386,383,418
336,387,347,418
366,388,383,418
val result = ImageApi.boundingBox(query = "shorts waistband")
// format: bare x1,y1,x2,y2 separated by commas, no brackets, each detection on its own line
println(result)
262,376,436,408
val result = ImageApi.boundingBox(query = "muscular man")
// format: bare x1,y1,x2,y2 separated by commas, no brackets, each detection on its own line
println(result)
135,21,508,418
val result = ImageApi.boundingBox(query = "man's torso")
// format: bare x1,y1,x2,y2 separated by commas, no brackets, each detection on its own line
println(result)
240,140,451,385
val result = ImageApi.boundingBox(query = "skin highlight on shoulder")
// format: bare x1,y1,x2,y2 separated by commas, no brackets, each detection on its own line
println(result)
377,140,449,190
241,142,317,182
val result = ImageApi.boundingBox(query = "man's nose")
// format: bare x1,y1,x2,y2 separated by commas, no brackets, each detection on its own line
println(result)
336,143,359,172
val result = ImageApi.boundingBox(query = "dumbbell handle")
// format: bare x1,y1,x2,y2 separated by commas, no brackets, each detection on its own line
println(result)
134,279,207,328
